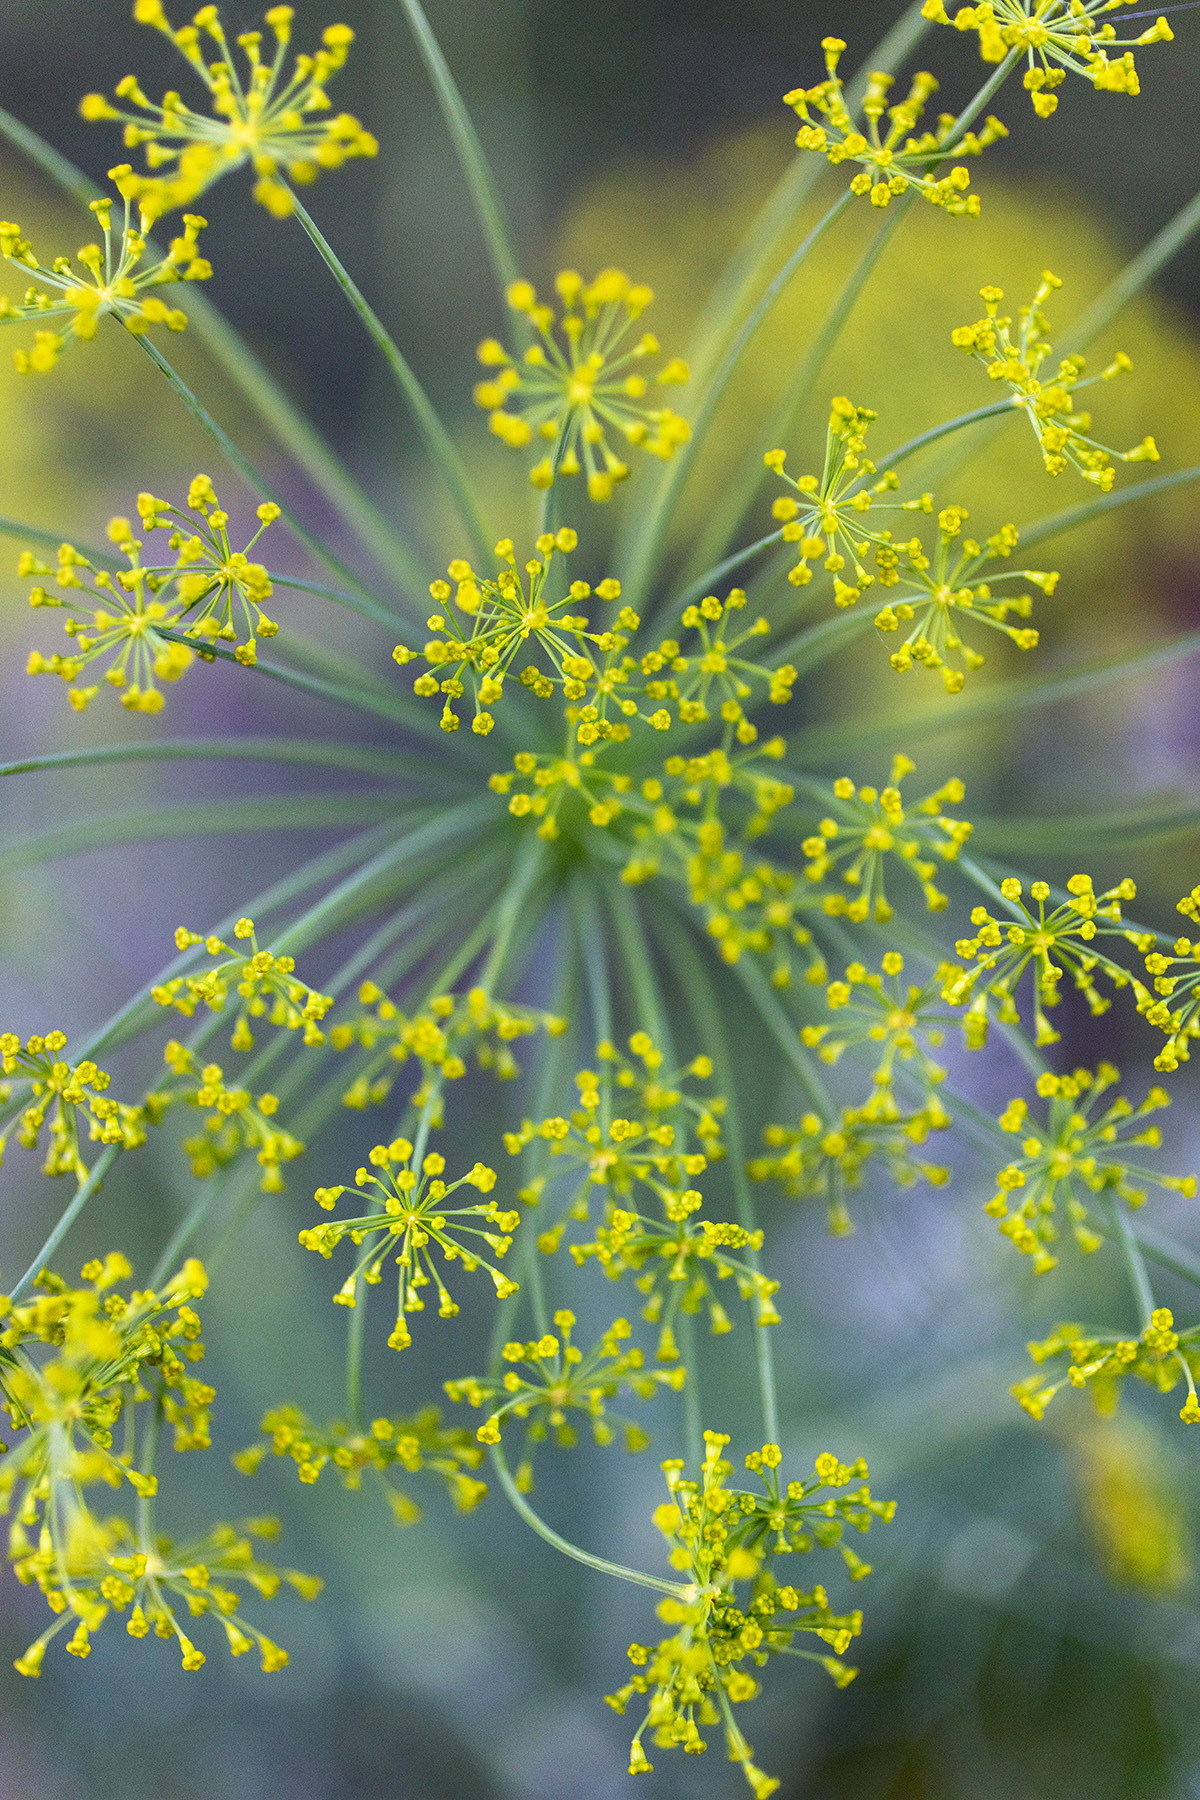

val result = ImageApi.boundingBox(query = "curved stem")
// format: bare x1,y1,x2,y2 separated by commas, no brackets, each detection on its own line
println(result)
154,627,437,732
870,398,1018,481
287,193,492,567
620,189,857,610
8,1146,121,1302
489,1441,689,1598
1106,1196,1156,1333
395,0,523,308
134,337,399,618
0,738,436,783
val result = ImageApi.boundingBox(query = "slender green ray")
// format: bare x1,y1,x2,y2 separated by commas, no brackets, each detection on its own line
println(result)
0,738,445,783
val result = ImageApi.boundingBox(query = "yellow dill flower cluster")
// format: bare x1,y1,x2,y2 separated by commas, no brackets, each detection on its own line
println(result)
331,983,566,1117
952,273,1159,486
504,1035,724,1229
151,1040,303,1192
302,1140,517,1351
153,917,333,1049
785,39,1007,214
0,194,208,373
475,269,690,499
446,1310,683,1486
235,1404,487,1519
608,1433,891,1792
1137,885,1200,1070
799,756,972,921
750,1102,951,1237
0,1033,145,1178
21,479,281,712
399,529,628,735
922,1,1174,114
767,405,1059,690
1015,1308,1200,1424
801,953,961,1101
944,872,1144,1047
983,1064,1194,1273
0,1256,307,1677
81,4,376,220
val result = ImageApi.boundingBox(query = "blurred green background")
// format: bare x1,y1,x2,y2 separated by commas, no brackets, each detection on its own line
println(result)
3,3,1200,1797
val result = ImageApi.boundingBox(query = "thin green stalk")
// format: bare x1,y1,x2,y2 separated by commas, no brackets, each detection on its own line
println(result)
345,1268,369,1428
684,194,915,588
136,1396,163,1556
0,792,407,879
620,188,858,610
8,1147,121,1302
153,629,433,730
1106,1197,1156,1333
395,0,523,305
677,1312,704,1470
0,103,426,601
287,193,492,566
135,337,400,617
604,881,672,1054
573,876,613,1048
1131,1224,1200,1292
654,913,780,1445
968,799,1200,857
478,833,549,990
871,398,1018,481
0,514,110,563
730,958,833,1114
1065,186,1200,354
679,2,934,394
671,530,786,617
0,738,435,784
1009,463,1200,557
489,1442,689,1598
786,627,1200,765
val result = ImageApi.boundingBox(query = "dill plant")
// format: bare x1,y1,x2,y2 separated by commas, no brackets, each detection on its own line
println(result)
0,2,1198,1791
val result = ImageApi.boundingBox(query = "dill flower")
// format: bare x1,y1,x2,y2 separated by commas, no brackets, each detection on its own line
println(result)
11,1511,317,1677
0,1033,146,1177
21,481,281,712
0,193,208,373
330,984,567,1118
236,1404,487,1519
405,529,630,734
152,916,333,1049
952,273,1160,486
1014,1307,1200,1424
570,1210,781,1357
446,1310,683,1486
81,4,377,220
922,2,1175,115
475,268,690,499
503,1036,725,1234
784,39,1007,215
943,872,1145,1047
801,953,962,1102
750,1102,951,1236
765,398,906,598
301,1140,518,1350
874,508,1056,692
1136,886,1200,1071
150,1041,303,1193
983,1064,1194,1272
799,756,973,922
607,1433,891,1791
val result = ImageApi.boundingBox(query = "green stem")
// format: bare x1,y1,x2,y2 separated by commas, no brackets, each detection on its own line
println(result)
136,1395,163,1556
479,833,549,990
489,1442,689,1598
394,0,523,305
785,626,1200,765
1065,185,1200,356
605,881,672,1053
134,337,399,618
1008,463,1200,557
0,738,438,783
1131,1224,1200,1292
671,530,785,616
655,913,780,1444
871,398,1018,481
0,793,409,879
730,958,832,1113
677,1312,704,1470
573,874,613,1046
684,194,915,587
346,1272,368,1429
1106,1198,1156,1333
620,189,858,610
287,193,492,567
8,1147,121,1302
154,627,433,729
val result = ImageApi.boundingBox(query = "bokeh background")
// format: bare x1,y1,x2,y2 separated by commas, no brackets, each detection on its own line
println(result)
2,3,1200,1797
